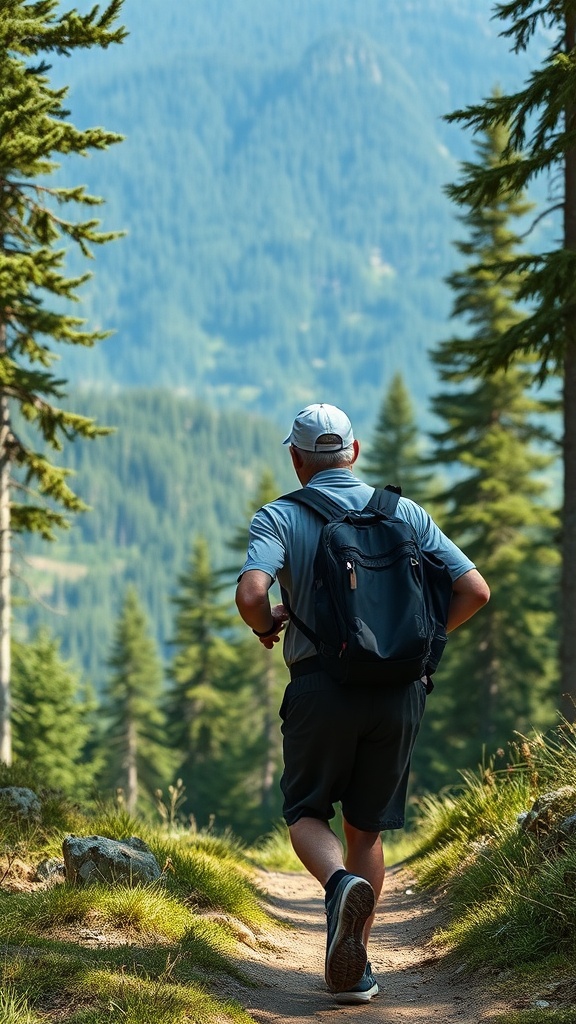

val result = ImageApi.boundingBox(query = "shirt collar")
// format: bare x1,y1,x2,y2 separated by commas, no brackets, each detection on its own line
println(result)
307,469,361,488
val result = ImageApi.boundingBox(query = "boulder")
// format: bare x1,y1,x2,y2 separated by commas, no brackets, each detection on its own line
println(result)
519,787,576,852
0,787,41,821
62,835,161,886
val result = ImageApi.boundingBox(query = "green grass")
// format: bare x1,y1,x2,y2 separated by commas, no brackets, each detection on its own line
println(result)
0,988,41,1024
437,842,576,968
0,889,256,1021
407,725,576,1007
0,882,195,939
0,772,273,1023
62,968,253,1024
0,956,253,1024
155,839,267,927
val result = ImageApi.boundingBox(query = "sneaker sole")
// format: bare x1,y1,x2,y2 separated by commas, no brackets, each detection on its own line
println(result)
325,878,375,993
334,981,379,1005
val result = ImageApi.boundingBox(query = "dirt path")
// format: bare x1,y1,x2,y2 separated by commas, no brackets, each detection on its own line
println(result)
230,867,513,1024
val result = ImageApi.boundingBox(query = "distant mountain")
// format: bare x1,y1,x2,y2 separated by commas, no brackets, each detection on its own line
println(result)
17,392,296,690
52,0,547,433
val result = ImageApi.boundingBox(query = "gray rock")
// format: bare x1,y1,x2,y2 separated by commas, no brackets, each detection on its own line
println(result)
519,787,576,837
559,812,576,837
34,858,66,883
62,835,161,886
0,787,41,821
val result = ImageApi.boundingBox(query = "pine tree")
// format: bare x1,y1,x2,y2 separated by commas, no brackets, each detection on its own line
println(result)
226,470,287,832
11,628,96,796
444,1,576,717
0,1,126,764
363,372,435,505
100,586,169,813
166,537,243,827
417,118,559,787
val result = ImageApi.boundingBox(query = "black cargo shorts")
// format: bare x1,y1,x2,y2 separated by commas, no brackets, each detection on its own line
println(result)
279,669,426,832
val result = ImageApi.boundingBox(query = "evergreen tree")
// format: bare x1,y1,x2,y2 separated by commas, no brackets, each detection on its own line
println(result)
0,1,126,764
100,586,169,813
226,470,287,832
444,1,576,717
416,118,559,787
11,628,96,796
363,372,435,505
166,537,243,827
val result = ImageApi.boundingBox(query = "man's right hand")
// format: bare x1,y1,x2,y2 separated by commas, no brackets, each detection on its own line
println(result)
258,605,289,649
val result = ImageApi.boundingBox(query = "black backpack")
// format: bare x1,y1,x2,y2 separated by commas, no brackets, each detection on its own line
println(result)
280,486,453,688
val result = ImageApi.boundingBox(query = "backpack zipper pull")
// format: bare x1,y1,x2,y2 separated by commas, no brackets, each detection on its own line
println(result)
347,560,357,590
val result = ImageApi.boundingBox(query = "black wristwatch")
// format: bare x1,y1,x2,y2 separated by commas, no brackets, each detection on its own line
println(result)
252,622,277,638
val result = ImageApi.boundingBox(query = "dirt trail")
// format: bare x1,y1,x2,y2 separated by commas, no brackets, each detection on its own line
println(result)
230,867,512,1024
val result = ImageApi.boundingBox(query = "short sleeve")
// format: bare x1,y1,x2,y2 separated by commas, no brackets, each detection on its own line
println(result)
397,497,475,581
237,507,287,582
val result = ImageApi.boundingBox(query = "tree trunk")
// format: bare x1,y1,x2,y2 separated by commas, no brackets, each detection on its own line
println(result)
478,609,500,743
260,655,278,821
560,12,576,722
124,716,138,814
0,323,12,764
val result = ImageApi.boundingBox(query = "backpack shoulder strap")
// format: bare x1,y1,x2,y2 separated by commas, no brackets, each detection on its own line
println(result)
280,485,402,519
365,485,402,516
279,487,345,521
276,487,344,652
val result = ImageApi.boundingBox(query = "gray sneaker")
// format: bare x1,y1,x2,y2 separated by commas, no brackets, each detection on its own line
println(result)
324,874,375,993
334,962,379,1004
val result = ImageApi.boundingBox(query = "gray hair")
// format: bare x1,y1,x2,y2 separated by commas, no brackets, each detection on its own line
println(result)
295,436,355,472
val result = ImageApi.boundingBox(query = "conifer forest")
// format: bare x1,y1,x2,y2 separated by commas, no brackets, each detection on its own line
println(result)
2,0,573,843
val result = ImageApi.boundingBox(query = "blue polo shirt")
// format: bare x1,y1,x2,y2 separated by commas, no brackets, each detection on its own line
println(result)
239,469,475,666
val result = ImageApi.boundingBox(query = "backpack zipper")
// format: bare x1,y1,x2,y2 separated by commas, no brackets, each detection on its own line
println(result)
346,560,357,589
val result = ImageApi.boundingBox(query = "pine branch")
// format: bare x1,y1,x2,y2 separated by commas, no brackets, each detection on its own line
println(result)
494,1,569,51
11,502,71,540
517,202,563,239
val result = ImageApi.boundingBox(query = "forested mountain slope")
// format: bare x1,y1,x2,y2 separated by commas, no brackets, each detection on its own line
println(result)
54,0,546,431
17,392,295,689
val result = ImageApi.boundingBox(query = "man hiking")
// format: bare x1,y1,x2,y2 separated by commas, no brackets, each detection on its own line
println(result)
236,403,489,1003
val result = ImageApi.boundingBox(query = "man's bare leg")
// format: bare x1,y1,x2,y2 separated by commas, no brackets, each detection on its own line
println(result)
342,819,384,946
288,816,346,885
288,815,378,993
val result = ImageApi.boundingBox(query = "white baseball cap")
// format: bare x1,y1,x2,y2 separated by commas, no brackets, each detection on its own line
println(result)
283,403,355,452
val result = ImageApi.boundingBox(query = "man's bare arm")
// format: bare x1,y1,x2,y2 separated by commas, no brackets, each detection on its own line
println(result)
236,569,288,649
447,568,490,632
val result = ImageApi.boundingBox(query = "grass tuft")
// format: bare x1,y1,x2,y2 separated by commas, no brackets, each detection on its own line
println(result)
153,838,267,928
410,725,576,983
0,988,41,1024
60,967,253,1024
